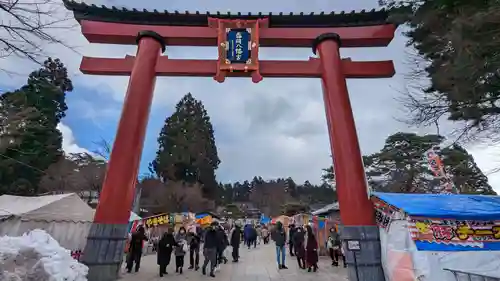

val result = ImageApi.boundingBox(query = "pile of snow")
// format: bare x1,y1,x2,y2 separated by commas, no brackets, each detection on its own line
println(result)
0,229,88,281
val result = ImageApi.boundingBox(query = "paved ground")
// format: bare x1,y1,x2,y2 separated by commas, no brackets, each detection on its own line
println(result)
120,244,348,281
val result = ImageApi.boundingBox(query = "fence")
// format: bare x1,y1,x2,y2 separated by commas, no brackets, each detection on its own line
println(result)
444,268,500,281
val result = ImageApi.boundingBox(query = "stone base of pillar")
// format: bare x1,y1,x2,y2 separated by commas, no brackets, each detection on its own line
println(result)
340,225,385,281
82,223,129,281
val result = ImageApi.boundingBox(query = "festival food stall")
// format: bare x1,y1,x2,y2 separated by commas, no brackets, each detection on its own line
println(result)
372,192,500,281
195,212,215,227
271,215,291,226
292,213,336,255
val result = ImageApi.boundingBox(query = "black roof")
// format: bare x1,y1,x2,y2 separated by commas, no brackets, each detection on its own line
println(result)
63,0,392,28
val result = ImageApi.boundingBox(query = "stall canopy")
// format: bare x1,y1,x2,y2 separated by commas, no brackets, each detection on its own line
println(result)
0,193,95,251
374,192,500,220
0,193,94,222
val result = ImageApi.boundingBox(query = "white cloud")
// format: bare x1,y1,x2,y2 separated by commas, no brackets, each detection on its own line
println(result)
57,123,91,155
2,0,500,191
469,145,500,194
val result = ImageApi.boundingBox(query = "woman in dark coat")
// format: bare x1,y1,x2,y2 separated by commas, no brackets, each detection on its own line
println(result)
305,225,318,272
157,229,177,277
292,227,306,269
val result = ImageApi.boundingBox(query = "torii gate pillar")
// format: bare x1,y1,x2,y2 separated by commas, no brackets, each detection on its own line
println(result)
314,33,384,281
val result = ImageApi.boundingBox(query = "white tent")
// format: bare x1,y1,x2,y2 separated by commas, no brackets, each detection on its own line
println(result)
0,193,95,252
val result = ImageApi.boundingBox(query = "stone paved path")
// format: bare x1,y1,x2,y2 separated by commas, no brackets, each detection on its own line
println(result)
120,243,348,281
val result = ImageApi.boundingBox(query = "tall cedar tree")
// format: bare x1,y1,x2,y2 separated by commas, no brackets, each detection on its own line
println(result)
380,0,500,137
322,132,495,194
0,58,72,195
150,93,220,199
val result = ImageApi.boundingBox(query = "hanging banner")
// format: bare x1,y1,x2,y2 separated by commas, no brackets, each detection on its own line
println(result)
425,148,457,194
409,217,500,251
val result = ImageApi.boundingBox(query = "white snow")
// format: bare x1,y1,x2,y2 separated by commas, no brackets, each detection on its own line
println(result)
0,229,88,281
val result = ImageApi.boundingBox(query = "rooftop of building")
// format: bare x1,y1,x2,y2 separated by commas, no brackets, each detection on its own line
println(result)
63,0,393,28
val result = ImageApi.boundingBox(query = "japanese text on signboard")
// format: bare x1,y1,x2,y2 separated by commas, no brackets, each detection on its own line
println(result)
412,218,500,242
144,214,170,228
227,29,250,63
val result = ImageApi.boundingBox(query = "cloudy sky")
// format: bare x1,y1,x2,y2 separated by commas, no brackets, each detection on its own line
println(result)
1,0,500,193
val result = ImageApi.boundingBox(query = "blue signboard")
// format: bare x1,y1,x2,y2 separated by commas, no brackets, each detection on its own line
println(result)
227,29,250,63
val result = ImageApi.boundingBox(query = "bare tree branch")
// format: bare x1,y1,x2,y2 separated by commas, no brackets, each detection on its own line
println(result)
0,0,77,71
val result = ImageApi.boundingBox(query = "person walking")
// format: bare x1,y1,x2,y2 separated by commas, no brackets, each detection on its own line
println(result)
293,226,306,269
126,225,148,273
327,227,346,267
202,222,218,277
256,225,262,245
157,229,176,276
305,225,318,272
272,221,288,269
188,229,201,270
216,225,229,267
174,227,188,274
262,226,270,244
250,225,258,248
230,223,242,262
244,224,252,249
288,224,297,256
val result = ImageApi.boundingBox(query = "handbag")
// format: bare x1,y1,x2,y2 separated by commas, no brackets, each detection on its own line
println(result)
182,242,188,252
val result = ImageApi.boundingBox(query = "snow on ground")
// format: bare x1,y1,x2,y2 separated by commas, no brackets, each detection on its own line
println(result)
0,229,88,281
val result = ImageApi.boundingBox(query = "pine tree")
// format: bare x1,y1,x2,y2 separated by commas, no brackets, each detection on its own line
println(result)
150,93,220,199
0,58,72,195
381,0,500,137
324,132,495,194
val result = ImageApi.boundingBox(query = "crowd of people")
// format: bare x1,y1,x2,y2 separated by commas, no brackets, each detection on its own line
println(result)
125,220,346,278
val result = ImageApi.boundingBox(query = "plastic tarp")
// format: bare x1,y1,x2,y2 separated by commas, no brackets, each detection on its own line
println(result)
129,211,141,222
0,193,94,251
373,192,500,220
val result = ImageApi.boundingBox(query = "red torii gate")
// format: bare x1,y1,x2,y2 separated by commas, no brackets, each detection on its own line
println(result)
64,2,395,281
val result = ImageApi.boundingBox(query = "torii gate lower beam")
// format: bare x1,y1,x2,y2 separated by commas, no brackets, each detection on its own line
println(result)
80,56,395,78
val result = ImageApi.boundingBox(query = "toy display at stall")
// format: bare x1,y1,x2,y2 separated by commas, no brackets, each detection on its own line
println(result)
372,192,500,281
292,213,336,255
127,212,196,255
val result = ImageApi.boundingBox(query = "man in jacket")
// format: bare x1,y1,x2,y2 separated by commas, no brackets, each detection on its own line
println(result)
188,230,201,270
229,223,241,262
216,225,228,266
271,221,288,269
126,225,148,273
202,222,218,277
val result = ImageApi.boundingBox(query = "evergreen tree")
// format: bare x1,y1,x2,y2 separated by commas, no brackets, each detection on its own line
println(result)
0,58,72,195
323,132,495,194
150,93,220,199
381,0,500,137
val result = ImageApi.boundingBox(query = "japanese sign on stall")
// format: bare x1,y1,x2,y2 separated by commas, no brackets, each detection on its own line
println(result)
144,213,170,228
196,215,212,225
372,197,398,230
410,217,500,251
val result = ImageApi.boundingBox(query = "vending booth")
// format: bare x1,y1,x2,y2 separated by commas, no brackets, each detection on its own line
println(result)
372,192,500,281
